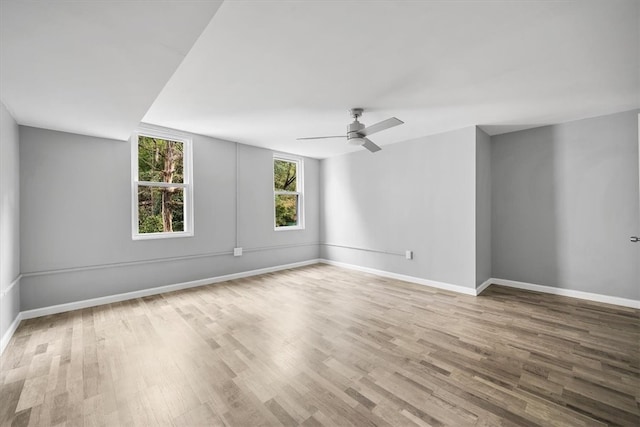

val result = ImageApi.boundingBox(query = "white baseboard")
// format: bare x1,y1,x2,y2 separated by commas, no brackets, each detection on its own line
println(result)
319,259,478,296
1,259,319,355
20,259,320,320
489,278,640,309
318,260,640,309
4,260,637,356
476,278,493,295
0,312,23,355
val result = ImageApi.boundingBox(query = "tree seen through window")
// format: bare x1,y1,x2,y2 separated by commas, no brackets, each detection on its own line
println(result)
137,136,185,233
274,158,301,228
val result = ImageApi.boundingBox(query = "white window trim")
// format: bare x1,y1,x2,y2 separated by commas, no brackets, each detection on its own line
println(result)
273,153,304,231
131,125,194,240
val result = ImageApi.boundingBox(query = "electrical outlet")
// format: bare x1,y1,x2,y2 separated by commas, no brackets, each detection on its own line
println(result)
234,247,243,257
405,250,413,260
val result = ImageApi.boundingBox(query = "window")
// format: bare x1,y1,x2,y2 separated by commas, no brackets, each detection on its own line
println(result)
131,128,193,239
274,155,304,230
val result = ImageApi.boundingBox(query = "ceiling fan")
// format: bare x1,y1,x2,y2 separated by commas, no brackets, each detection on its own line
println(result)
297,108,404,153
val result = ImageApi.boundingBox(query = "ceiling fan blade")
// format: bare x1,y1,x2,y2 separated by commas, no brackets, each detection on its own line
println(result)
360,117,404,137
362,138,381,153
296,136,346,140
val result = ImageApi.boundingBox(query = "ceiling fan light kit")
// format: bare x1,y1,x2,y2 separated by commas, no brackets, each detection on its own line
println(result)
297,108,404,153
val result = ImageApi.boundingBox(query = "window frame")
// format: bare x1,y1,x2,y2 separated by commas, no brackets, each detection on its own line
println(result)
273,154,304,231
131,126,194,240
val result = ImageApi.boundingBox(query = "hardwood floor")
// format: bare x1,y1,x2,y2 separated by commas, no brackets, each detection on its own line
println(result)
1,264,638,426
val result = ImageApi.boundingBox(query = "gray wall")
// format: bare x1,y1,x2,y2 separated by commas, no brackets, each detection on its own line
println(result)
12,109,640,315
320,126,478,290
0,102,20,341
475,127,491,286
492,110,639,300
19,126,320,310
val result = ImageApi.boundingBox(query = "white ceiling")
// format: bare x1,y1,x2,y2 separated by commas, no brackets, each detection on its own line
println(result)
0,0,222,140
1,1,638,158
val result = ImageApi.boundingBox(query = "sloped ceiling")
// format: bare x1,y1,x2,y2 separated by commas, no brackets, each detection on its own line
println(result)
1,0,638,157
0,0,223,140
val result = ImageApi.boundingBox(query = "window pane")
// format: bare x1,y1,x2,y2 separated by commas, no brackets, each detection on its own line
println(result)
138,136,184,183
138,186,185,233
275,194,298,227
274,159,297,191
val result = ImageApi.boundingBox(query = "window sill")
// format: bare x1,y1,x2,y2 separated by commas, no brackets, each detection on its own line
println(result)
274,226,305,232
133,231,194,241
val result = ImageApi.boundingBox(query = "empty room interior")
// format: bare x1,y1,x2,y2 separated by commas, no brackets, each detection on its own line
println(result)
1,1,639,426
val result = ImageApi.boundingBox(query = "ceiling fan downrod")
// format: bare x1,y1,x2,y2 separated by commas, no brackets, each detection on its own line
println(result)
347,108,366,145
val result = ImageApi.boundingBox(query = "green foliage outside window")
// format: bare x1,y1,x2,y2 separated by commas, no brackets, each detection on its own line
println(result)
274,159,296,191
137,136,185,233
275,194,298,227
274,159,299,227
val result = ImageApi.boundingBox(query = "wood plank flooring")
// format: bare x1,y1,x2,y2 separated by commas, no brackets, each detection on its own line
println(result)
1,264,638,426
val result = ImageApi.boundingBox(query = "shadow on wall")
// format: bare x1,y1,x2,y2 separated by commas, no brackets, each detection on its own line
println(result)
480,124,551,136
492,111,640,300
492,126,559,287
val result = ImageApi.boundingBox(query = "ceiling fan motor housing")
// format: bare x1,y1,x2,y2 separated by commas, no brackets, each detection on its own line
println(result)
296,107,400,153
347,121,365,145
